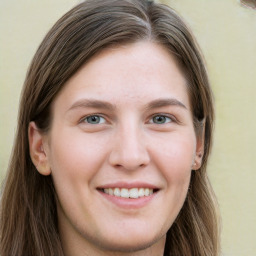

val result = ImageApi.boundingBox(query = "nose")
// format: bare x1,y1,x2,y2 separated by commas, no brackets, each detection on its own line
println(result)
108,124,150,171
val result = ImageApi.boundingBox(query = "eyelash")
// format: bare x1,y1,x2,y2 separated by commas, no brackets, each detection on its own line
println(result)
80,114,107,125
149,114,175,124
80,113,176,125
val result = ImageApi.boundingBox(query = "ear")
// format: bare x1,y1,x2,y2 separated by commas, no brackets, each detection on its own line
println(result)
193,125,205,171
28,122,51,176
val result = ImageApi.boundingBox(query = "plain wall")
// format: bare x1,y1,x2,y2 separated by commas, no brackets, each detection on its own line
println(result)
0,0,255,255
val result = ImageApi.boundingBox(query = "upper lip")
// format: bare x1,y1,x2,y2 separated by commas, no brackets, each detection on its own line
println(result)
97,182,159,190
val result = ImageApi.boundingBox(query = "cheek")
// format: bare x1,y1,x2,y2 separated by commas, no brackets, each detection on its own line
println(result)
47,130,109,189
46,131,110,218
50,129,106,164
151,132,195,185
148,133,195,229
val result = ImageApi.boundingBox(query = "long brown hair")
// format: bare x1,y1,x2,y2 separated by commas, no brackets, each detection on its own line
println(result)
0,0,220,255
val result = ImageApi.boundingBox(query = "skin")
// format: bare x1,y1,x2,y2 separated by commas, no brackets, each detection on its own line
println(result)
29,41,203,256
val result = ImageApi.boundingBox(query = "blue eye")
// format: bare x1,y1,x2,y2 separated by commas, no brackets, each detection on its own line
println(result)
151,115,172,124
84,115,106,124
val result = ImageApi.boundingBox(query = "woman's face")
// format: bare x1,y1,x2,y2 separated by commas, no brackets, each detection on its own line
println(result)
36,42,202,254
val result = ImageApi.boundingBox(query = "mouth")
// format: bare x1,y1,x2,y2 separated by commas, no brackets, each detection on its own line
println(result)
98,187,159,199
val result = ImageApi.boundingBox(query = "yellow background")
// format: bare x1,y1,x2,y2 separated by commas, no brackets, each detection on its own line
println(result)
0,0,255,255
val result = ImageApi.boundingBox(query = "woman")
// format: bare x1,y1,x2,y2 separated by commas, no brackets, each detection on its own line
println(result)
0,0,220,255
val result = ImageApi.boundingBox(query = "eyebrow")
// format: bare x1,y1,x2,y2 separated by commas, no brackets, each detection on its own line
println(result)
145,98,187,110
67,98,187,112
68,99,116,112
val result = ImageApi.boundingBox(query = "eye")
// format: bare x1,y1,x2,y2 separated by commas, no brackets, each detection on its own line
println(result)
150,115,172,124
82,115,106,124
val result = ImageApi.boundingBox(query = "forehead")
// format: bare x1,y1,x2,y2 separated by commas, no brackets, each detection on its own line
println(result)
53,41,190,112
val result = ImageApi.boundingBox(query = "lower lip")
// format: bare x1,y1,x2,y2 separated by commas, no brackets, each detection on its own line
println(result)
98,190,157,209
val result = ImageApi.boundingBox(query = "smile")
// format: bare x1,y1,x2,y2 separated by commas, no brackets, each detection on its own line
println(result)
101,188,155,199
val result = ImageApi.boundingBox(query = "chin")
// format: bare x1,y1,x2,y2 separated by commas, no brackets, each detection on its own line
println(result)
86,229,166,254
99,236,164,253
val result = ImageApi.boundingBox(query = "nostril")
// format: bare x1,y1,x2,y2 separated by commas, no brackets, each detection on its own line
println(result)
109,148,150,170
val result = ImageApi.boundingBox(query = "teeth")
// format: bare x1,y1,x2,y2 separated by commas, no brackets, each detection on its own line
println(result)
129,188,139,199
114,188,121,197
121,188,129,198
138,188,145,197
103,188,154,198
109,188,114,195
